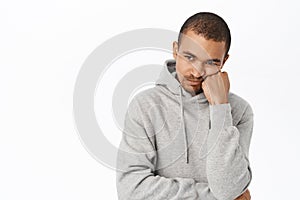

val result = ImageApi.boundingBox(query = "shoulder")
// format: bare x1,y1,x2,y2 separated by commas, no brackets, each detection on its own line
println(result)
125,87,167,127
130,85,168,105
127,86,163,112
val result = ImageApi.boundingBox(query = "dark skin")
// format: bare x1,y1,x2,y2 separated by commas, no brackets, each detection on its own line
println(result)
235,189,251,200
173,30,251,199
173,30,230,105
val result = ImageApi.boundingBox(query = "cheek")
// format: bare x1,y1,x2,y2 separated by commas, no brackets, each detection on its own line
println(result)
176,61,189,76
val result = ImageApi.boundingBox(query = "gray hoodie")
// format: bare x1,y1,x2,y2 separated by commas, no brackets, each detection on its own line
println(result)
116,59,253,200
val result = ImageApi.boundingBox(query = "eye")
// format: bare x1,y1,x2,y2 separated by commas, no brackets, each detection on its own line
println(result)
206,60,219,66
184,55,194,61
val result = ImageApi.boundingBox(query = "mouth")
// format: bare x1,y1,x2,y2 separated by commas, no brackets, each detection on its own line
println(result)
186,79,202,86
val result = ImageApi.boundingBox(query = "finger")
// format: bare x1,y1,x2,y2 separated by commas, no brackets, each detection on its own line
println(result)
244,189,251,200
202,69,221,81
201,81,211,103
236,189,251,200
220,71,229,81
220,71,230,91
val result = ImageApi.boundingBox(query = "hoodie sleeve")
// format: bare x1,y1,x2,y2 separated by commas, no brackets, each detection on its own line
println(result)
206,103,253,200
116,98,218,200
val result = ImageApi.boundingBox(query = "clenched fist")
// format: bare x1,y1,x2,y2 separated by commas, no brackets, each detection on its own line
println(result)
202,71,230,105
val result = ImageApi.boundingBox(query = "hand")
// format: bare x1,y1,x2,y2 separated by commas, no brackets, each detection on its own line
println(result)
201,71,230,105
234,189,251,200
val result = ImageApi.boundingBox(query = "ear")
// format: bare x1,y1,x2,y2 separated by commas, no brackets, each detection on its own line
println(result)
173,41,179,59
220,54,229,70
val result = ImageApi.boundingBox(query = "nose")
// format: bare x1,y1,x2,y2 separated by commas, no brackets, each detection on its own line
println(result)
190,64,205,78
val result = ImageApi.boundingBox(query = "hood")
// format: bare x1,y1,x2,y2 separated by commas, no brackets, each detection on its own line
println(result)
155,59,208,164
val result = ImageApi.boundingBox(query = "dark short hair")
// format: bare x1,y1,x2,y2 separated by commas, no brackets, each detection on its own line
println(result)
178,12,231,56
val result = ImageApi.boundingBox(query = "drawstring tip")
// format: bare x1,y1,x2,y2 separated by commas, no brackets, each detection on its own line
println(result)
185,151,189,164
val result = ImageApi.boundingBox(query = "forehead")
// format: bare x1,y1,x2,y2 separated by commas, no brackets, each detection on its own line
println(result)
179,30,226,59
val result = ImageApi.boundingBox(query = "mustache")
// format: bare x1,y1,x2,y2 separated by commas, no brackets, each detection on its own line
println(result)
184,70,220,82
184,76,203,82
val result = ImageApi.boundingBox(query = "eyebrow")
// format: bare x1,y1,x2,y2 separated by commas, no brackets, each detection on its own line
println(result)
182,50,221,63
182,50,197,58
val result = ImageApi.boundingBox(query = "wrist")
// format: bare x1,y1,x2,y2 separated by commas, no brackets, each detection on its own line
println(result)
210,100,228,105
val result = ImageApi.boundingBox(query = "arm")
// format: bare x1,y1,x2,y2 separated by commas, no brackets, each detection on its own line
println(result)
116,98,218,200
206,103,253,200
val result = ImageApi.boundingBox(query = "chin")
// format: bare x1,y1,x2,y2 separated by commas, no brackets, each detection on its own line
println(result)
184,85,202,95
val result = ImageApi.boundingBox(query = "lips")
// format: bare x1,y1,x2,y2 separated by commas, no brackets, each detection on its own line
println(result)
187,79,202,85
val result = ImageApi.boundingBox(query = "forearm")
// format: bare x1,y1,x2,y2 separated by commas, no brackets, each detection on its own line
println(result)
116,149,218,200
206,103,252,200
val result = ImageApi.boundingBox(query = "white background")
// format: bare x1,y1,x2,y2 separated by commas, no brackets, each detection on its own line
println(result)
1,0,300,199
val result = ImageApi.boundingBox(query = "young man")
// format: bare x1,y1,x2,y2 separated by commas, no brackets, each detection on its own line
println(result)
116,12,253,200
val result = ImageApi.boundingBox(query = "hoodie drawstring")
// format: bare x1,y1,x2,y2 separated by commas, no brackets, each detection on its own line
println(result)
179,86,189,164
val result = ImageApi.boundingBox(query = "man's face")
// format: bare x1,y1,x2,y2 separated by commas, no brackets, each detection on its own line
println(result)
173,30,228,96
